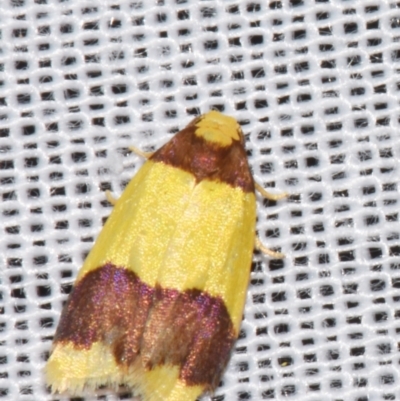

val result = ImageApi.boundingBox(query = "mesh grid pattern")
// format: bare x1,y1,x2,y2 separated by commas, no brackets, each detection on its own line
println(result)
1,0,400,400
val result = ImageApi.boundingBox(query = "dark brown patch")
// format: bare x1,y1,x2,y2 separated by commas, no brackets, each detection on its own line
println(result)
54,263,236,390
150,123,255,193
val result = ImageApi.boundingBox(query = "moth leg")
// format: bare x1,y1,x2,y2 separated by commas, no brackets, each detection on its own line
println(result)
105,190,118,206
255,237,285,259
105,147,153,206
129,146,153,159
255,182,288,201
254,182,287,258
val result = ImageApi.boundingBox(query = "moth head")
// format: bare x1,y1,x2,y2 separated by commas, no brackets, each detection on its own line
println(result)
191,110,244,147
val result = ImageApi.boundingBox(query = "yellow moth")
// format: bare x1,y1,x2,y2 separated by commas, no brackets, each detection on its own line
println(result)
46,111,286,400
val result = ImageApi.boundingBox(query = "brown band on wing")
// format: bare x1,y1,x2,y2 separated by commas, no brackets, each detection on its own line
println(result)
54,263,236,390
150,126,255,193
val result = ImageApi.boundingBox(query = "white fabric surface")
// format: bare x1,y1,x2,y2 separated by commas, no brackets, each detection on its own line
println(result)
1,0,400,400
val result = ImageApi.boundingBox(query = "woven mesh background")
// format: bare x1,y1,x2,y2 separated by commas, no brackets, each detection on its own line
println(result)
1,0,400,400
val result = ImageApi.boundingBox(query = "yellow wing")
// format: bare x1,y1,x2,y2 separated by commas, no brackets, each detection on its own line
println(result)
83,161,256,330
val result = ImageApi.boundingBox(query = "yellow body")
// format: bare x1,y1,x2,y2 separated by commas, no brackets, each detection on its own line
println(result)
46,111,257,400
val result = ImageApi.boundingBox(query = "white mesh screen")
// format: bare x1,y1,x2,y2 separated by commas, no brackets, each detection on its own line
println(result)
1,0,400,400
